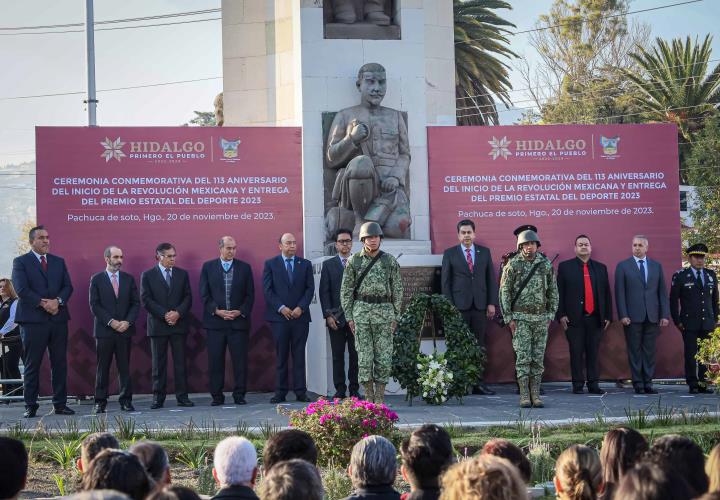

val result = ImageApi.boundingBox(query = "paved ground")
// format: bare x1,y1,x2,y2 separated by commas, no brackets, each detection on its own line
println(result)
1,382,718,432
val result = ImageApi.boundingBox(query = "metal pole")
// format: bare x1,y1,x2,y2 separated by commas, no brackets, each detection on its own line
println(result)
85,0,97,126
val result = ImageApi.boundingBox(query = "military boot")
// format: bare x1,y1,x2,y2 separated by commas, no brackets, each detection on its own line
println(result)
332,0,356,23
518,377,531,408
364,0,390,25
374,383,386,404
530,377,544,408
363,381,375,403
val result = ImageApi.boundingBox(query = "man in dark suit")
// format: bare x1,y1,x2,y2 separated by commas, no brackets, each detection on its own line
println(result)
441,219,498,395
556,235,612,394
200,236,255,406
670,243,719,393
319,228,359,399
11,225,74,418
140,242,194,409
263,233,314,404
89,246,140,413
614,235,670,394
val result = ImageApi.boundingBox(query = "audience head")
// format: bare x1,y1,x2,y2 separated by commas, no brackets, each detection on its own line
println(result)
260,458,323,500
645,434,708,496
614,462,693,500
554,444,603,500
599,426,648,493
79,432,121,472
400,424,454,490
348,435,397,489
80,449,153,500
129,441,171,485
66,490,131,500
440,454,526,500
481,438,532,484
708,443,720,493
263,429,318,472
146,486,201,500
213,436,258,488
0,437,28,500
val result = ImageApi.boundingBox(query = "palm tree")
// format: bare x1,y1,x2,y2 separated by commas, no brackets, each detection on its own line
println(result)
454,0,517,126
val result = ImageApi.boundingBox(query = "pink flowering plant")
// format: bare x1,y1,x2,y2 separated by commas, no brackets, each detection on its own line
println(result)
281,397,400,466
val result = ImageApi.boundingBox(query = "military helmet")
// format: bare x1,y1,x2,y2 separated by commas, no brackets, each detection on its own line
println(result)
517,229,541,249
359,221,383,240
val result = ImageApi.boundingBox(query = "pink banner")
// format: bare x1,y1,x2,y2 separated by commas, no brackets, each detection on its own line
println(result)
36,126,303,396
428,124,682,382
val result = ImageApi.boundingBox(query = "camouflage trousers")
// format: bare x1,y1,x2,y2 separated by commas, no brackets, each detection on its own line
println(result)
512,319,549,378
355,320,394,384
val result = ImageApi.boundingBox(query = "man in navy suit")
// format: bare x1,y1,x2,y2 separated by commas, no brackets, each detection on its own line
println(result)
199,236,254,406
614,235,670,394
11,225,74,418
89,246,140,413
263,233,314,404
141,243,194,409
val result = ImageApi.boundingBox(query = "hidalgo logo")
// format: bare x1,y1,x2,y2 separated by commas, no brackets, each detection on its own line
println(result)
220,138,241,161
600,136,620,158
488,136,512,160
100,137,126,162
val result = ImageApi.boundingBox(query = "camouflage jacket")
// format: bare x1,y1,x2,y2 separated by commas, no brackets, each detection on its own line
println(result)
499,252,558,322
340,249,403,322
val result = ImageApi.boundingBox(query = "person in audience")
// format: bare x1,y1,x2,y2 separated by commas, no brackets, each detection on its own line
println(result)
599,426,647,499
77,432,121,472
344,435,401,500
262,429,318,472
0,437,28,500
614,462,693,500
211,436,259,500
707,443,720,493
147,485,202,500
80,449,153,500
399,424,454,500
439,454,526,500
554,445,603,500
129,441,171,486
644,434,709,497
67,490,131,500
481,438,532,484
260,459,323,500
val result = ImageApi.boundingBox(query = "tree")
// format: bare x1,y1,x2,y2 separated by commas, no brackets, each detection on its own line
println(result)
454,0,517,126
182,111,216,127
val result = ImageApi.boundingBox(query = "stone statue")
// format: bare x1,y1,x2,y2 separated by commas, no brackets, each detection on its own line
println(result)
325,62,411,239
332,0,390,25
214,92,224,126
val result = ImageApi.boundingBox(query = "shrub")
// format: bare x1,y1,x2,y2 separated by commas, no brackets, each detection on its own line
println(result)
697,326,720,389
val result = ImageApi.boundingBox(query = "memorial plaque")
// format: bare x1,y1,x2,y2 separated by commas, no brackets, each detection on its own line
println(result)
400,266,444,339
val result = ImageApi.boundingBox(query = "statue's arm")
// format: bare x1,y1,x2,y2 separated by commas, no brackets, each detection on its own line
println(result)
327,112,359,168
393,111,411,185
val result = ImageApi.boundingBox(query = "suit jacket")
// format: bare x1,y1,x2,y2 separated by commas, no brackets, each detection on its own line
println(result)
441,243,498,311
669,267,719,331
614,256,670,323
89,270,140,338
211,485,259,500
263,255,314,323
556,257,612,324
319,255,347,326
140,265,192,336
11,251,73,324
199,258,254,331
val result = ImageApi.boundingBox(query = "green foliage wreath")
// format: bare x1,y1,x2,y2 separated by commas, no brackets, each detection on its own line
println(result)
392,293,486,404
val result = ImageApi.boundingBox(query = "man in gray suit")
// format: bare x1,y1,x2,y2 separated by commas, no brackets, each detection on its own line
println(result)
614,235,670,394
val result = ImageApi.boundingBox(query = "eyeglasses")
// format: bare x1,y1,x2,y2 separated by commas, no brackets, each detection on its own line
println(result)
337,239,353,244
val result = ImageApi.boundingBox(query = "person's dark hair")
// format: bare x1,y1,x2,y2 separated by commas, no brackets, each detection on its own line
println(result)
29,225,45,242
129,441,170,483
155,243,175,256
600,426,648,496
66,490,131,500
614,462,693,500
81,432,121,469
482,438,532,484
80,449,153,500
334,228,353,241
456,219,475,232
644,434,708,496
575,234,591,244
0,437,28,499
262,429,318,472
400,424,454,488
146,486,201,500
260,459,323,500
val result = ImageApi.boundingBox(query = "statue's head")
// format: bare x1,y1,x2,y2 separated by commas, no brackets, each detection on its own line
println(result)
356,63,387,108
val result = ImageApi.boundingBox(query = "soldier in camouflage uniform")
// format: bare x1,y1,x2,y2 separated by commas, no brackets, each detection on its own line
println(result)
340,222,403,404
500,230,559,408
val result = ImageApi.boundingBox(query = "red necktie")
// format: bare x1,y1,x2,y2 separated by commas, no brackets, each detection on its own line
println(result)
583,262,594,314
466,248,473,273
111,273,119,298
40,255,48,273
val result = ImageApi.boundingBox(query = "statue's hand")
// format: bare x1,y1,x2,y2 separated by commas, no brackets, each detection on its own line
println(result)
349,121,369,144
381,176,399,191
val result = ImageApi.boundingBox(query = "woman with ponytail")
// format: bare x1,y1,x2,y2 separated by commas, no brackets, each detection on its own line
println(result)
554,445,603,500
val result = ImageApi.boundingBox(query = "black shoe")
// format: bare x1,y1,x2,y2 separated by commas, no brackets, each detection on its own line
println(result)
588,387,606,395
270,396,286,404
234,397,247,405
296,394,313,403
572,387,584,394
472,385,496,395
93,403,106,414
644,387,658,394
697,386,712,394
150,400,164,409
332,392,346,399
23,405,38,418
54,406,75,415
634,387,644,394
177,399,195,407
120,402,135,412
689,387,699,394
211,399,225,406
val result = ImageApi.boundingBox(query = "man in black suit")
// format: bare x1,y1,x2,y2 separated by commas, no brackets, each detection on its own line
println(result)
670,243,719,393
89,246,140,413
615,235,670,394
199,236,255,406
319,228,359,399
263,233,315,404
441,219,498,395
140,242,194,409
556,235,612,394
11,225,74,418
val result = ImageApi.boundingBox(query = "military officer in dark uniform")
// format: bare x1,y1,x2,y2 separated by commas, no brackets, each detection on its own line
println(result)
669,243,719,393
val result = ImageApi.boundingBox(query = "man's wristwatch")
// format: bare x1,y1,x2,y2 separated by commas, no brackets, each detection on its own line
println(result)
56,297,64,306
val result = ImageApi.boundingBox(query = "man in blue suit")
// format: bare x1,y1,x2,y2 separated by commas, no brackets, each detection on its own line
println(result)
263,233,314,404
11,226,74,418
614,235,670,394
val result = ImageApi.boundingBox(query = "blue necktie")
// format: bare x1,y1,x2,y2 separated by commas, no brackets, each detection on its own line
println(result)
638,260,646,285
164,268,172,288
222,261,231,272
286,258,293,285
